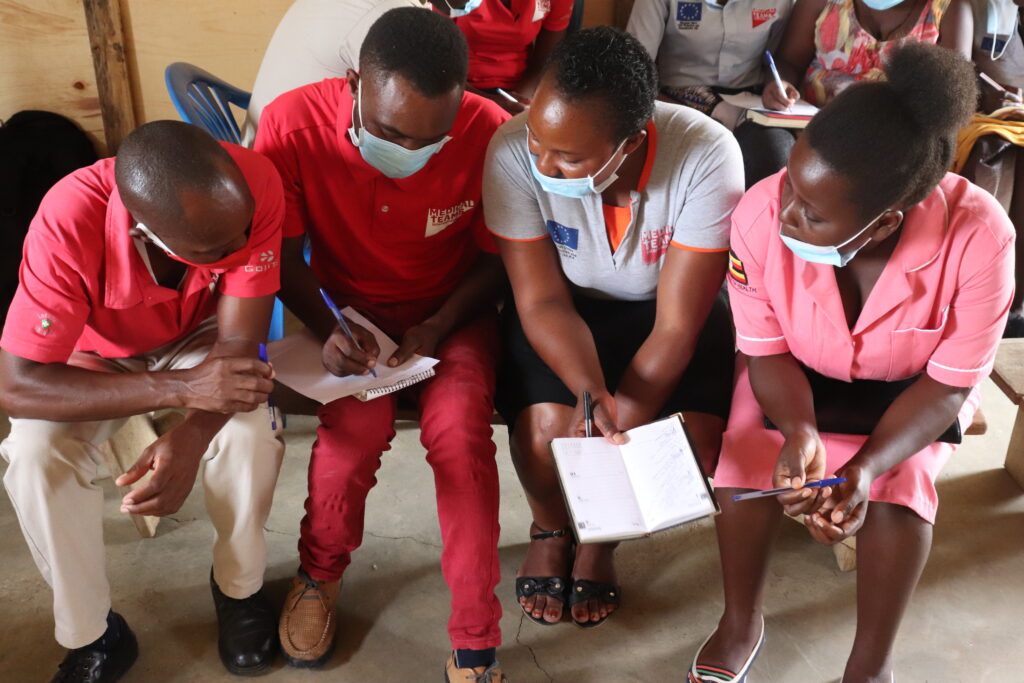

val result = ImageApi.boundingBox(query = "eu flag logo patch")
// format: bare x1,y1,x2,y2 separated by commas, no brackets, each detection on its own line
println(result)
677,2,702,22
547,220,579,250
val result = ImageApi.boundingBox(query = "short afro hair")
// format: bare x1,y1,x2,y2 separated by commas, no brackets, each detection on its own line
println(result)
544,26,657,141
359,7,468,98
115,120,238,224
805,43,977,220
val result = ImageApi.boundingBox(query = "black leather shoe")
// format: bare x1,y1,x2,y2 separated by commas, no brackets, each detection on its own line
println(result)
50,613,138,683
211,571,278,676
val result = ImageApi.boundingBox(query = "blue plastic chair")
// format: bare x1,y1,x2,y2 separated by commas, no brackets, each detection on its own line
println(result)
164,62,249,144
164,62,285,340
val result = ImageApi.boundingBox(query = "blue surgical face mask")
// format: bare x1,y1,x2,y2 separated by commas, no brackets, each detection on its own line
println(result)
445,0,484,17
779,210,894,267
347,84,452,179
861,0,906,9
529,137,629,199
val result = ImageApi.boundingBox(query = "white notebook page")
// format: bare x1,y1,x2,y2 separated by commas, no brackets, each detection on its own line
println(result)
619,417,716,531
267,308,438,404
553,437,646,543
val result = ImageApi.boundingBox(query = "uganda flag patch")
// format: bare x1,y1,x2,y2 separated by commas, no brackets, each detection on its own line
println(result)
728,249,748,285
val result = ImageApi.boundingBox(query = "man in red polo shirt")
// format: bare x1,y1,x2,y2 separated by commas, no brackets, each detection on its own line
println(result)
254,8,509,682
0,122,285,682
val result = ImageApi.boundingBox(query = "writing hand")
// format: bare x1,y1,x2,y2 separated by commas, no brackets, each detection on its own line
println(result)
322,322,380,377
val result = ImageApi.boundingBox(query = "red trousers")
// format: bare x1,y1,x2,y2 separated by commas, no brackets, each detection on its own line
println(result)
298,298,502,650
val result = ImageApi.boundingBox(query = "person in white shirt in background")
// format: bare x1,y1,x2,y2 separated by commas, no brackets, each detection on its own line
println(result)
627,0,797,187
242,0,487,146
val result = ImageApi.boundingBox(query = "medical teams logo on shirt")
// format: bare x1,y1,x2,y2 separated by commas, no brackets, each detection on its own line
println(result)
533,0,551,21
640,227,674,265
426,200,475,237
676,1,702,29
752,7,777,27
546,220,579,259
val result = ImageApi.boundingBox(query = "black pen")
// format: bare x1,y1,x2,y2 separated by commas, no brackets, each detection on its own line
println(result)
583,391,593,438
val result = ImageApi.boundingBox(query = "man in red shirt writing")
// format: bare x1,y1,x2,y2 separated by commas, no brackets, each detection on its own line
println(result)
0,122,285,681
255,8,509,681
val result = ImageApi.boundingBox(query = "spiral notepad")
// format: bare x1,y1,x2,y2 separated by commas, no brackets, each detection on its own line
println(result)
355,368,437,401
267,308,440,404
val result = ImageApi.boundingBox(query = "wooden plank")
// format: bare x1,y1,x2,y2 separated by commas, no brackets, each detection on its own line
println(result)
82,0,136,153
1006,406,1024,489
991,338,1024,405
100,414,161,538
121,0,291,125
0,0,105,151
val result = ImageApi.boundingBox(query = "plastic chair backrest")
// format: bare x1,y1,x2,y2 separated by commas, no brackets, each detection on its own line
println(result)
164,62,251,144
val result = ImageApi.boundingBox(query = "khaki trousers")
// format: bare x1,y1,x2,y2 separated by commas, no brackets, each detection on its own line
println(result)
1,321,285,648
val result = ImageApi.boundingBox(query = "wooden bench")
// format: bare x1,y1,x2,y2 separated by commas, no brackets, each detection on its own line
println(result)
987,338,1024,489
100,411,184,538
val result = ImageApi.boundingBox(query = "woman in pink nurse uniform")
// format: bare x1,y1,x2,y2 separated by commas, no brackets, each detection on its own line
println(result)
689,44,1015,683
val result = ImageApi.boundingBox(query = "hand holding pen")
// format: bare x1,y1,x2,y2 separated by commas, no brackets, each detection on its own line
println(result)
319,288,379,378
762,50,798,112
257,343,278,431
574,390,625,444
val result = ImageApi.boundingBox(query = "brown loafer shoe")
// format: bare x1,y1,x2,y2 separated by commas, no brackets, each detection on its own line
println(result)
279,568,340,668
443,652,509,682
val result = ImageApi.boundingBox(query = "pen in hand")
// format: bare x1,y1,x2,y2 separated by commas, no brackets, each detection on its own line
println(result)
258,343,277,431
319,288,378,378
732,477,846,502
583,391,594,438
764,50,792,111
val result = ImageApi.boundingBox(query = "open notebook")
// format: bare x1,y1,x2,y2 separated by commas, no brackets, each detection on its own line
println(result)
720,92,819,129
551,414,719,544
266,307,439,403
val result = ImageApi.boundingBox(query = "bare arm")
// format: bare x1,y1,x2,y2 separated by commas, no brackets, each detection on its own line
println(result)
515,29,567,99
118,292,277,516
805,375,969,542
386,251,507,367
613,248,726,430
496,236,624,441
748,351,832,515
937,0,974,58
763,0,827,108
0,293,274,422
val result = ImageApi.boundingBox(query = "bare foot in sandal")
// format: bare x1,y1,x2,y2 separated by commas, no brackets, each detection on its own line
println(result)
569,542,620,626
515,523,573,624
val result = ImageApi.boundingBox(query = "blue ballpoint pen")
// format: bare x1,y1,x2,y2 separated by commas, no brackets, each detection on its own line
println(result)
732,477,847,502
257,343,277,431
319,288,378,378
764,50,790,111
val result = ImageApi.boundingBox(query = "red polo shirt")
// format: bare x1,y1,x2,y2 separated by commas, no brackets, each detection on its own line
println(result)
0,143,284,364
454,0,574,90
253,78,508,304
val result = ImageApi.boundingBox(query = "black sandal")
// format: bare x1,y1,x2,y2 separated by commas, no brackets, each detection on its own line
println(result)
514,524,573,626
568,578,621,629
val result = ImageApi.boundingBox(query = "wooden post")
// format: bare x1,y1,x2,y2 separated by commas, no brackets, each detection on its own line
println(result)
1006,407,1024,489
82,0,136,153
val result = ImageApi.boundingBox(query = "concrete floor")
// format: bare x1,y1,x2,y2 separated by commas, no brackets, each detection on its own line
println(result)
1,380,1023,683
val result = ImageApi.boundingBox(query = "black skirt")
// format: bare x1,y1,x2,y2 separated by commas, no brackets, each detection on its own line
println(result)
496,290,735,430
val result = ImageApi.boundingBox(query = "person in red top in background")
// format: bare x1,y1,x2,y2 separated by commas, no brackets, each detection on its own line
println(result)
254,9,510,682
441,0,574,114
0,121,285,682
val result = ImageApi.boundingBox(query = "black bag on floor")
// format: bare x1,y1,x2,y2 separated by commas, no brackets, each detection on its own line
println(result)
0,111,98,322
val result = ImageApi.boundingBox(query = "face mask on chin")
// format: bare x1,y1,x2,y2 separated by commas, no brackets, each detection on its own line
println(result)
529,137,631,199
134,222,252,270
778,209,894,267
